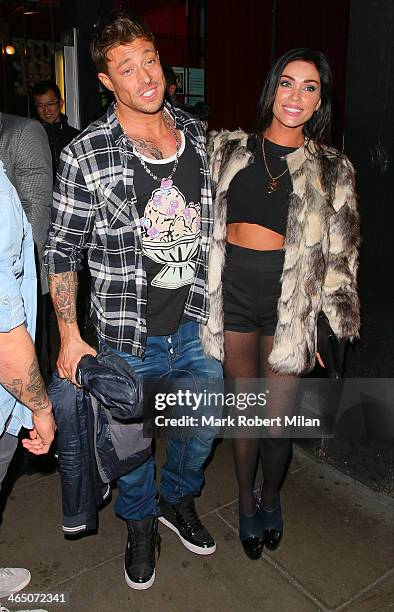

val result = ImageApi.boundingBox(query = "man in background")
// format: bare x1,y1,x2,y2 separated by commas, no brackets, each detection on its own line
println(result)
32,80,80,180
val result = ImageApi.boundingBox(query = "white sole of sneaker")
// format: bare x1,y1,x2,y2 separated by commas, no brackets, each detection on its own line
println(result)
0,571,32,598
124,567,155,590
159,516,216,555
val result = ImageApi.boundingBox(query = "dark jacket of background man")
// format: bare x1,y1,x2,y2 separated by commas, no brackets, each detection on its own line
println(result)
42,114,80,179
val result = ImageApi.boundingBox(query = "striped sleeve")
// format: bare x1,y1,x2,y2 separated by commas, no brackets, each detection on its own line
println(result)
44,146,95,274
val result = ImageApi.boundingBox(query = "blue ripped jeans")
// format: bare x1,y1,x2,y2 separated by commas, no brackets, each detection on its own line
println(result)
109,321,223,520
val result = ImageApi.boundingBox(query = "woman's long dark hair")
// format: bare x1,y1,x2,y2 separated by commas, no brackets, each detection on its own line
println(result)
256,48,333,151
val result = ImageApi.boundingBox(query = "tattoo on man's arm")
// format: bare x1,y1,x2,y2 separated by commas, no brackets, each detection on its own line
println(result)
3,378,23,401
48,272,78,324
3,359,50,413
26,358,50,412
130,138,164,160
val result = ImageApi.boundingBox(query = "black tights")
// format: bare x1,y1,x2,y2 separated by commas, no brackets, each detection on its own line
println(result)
224,332,297,515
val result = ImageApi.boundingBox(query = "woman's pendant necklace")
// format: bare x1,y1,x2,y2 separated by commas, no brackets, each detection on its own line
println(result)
266,177,278,193
262,137,289,194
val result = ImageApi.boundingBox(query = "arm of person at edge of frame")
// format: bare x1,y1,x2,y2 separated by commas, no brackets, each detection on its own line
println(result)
0,324,56,455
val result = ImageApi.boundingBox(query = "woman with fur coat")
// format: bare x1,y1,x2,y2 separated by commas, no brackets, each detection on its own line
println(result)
201,48,360,560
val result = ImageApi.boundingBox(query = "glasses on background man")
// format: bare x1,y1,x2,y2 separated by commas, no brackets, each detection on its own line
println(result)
34,94,61,124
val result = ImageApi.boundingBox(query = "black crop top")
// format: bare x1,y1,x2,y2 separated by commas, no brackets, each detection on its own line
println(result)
227,137,298,236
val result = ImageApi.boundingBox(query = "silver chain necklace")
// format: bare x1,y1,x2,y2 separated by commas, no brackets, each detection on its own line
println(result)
116,103,180,189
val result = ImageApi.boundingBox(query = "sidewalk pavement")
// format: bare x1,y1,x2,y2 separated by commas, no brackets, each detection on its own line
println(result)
1,440,393,612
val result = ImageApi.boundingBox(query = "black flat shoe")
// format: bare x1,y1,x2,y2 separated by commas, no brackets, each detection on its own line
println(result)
239,505,264,560
260,497,283,552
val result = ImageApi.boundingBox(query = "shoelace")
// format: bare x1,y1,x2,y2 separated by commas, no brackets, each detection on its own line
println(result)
127,524,160,570
176,500,203,533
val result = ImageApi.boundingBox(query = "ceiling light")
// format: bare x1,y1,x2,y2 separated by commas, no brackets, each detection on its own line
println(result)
5,45,16,55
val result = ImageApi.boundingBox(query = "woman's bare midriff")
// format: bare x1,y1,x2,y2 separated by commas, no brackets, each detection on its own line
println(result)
226,223,285,251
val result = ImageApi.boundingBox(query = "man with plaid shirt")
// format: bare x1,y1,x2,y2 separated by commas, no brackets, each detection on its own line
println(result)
44,13,222,590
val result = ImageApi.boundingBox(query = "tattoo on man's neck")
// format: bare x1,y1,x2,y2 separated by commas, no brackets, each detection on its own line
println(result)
130,138,164,160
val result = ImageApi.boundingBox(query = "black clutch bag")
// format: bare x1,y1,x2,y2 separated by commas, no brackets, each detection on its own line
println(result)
316,312,342,379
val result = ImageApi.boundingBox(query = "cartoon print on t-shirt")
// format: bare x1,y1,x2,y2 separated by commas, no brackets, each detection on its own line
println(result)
140,180,201,289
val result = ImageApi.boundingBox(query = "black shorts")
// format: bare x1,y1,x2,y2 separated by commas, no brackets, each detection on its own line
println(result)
223,244,284,334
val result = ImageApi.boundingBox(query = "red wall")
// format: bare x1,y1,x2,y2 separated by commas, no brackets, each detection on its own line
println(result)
206,0,273,131
113,0,198,67
276,0,350,144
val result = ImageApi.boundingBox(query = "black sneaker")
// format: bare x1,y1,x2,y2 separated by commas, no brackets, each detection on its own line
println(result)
159,493,216,555
124,516,161,590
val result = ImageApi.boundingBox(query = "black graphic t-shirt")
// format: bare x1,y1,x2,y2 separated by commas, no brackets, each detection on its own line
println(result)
133,132,201,336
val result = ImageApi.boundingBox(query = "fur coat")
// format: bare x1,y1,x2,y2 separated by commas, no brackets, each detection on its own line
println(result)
200,130,360,374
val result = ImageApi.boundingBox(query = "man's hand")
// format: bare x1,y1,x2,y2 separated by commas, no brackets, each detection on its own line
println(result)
57,335,97,385
22,408,56,455
48,271,97,385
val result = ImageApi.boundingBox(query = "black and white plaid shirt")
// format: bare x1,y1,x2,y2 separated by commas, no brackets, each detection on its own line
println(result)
44,102,213,357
